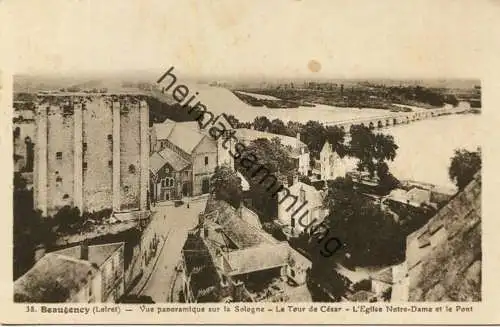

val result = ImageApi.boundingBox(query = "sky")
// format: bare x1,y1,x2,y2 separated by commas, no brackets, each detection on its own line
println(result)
1,0,499,80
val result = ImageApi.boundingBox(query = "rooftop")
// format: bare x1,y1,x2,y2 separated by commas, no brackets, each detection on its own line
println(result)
406,172,481,301
153,121,207,154
236,128,307,150
224,243,289,276
158,147,190,172
52,242,123,268
14,253,98,302
182,231,223,302
204,197,277,249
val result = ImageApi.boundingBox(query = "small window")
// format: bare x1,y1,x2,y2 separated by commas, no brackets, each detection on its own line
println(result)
83,143,87,152
83,162,88,170
204,156,208,166
128,164,136,174
56,176,62,183
107,134,112,141
124,186,129,193
56,152,62,160
63,194,69,199
108,160,113,167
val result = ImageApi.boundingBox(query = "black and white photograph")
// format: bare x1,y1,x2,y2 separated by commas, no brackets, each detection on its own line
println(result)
2,0,495,325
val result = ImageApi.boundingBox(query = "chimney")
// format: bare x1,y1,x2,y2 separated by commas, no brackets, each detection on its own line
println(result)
80,242,89,261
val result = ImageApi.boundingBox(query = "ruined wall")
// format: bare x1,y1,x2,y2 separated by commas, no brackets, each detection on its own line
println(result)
46,103,75,215
119,100,141,211
34,94,150,216
82,98,113,212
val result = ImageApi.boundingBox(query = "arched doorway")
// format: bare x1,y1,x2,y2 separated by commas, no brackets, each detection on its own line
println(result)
202,178,210,194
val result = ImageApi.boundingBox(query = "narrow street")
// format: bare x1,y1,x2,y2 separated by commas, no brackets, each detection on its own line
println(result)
139,197,207,303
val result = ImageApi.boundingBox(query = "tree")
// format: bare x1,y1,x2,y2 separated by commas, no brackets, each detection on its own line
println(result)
349,125,398,178
252,116,271,131
301,120,327,157
268,118,287,135
286,120,303,137
449,147,481,190
325,125,347,157
210,165,243,208
236,138,294,220
322,177,404,266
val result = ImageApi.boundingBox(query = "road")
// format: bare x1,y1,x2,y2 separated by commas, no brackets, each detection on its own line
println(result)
139,197,207,302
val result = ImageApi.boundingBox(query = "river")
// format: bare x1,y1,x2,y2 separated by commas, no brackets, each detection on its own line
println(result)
192,84,480,191
383,114,481,191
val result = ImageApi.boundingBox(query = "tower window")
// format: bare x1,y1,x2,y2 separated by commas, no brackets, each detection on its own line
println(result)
128,164,136,174
204,156,208,166
83,162,88,170
83,143,87,152
108,160,113,167
107,134,112,141
56,152,62,160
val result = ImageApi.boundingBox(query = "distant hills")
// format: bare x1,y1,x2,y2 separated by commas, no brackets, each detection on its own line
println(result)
13,73,480,93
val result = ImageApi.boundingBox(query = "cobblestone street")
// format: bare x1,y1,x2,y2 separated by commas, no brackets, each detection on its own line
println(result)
139,197,207,302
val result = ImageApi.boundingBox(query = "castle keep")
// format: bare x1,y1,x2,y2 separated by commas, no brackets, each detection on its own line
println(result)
34,93,149,217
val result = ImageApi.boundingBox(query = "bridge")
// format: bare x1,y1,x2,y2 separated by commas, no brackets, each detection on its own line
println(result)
324,106,466,132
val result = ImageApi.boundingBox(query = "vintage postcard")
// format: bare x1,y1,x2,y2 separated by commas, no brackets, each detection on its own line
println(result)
1,0,499,325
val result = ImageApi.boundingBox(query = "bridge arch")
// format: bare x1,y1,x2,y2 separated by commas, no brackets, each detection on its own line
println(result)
369,122,375,130
377,120,383,128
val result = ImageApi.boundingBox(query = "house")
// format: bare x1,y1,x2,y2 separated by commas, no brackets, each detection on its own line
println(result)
52,242,125,303
320,141,355,181
384,187,432,208
391,172,481,301
277,181,328,236
150,120,218,196
181,197,312,302
14,242,125,303
236,129,310,176
149,148,191,202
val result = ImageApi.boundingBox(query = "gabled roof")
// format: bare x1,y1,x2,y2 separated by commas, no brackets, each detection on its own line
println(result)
52,242,123,268
14,253,98,303
224,243,289,276
204,197,277,249
150,152,168,175
158,147,190,171
182,231,222,302
152,120,176,140
153,120,207,154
